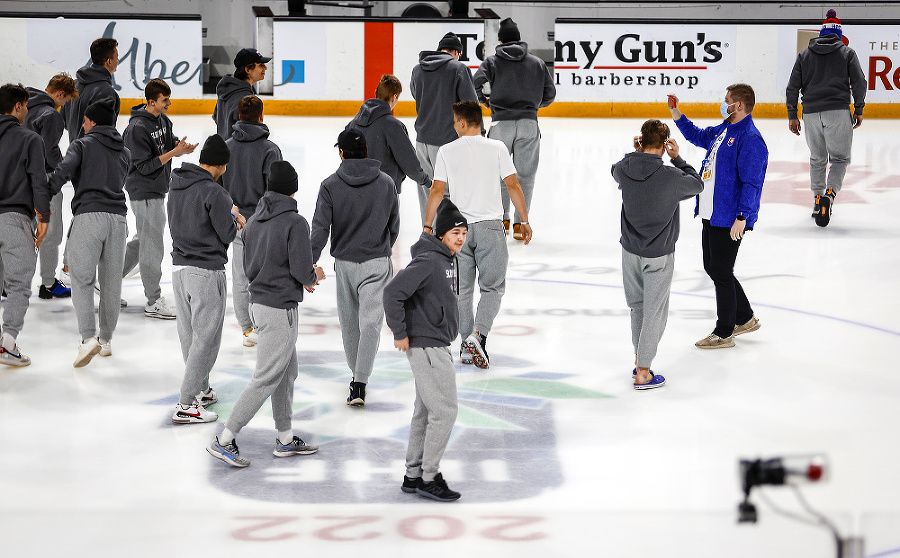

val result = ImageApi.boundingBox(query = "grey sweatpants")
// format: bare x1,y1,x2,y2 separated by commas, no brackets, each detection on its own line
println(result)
405,346,458,482
122,198,165,305
230,229,253,332
457,219,508,340
335,257,392,384
173,266,226,406
803,109,853,195
37,192,64,286
66,212,127,341
415,142,451,225
622,249,675,369
226,304,299,434
488,119,540,223
0,213,37,340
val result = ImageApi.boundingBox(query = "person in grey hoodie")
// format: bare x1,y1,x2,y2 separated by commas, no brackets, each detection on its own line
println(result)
25,73,77,300
61,38,120,142
47,101,130,369
167,134,244,425
611,119,703,390
0,84,51,368
311,129,400,408
346,74,429,199
208,161,325,468
473,18,556,239
410,32,478,221
384,198,467,502
213,48,271,139
123,78,197,319
786,9,866,227
223,94,282,346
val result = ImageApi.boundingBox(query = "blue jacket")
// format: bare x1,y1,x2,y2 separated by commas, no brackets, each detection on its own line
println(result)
675,114,768,228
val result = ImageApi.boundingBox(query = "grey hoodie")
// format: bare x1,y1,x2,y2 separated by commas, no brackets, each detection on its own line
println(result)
124,104,177,200
310,158,399,263
167,162,237,270
410,51,478,146
213,75,254,139
786,34,867,119
48,125,130,217
473,42,556,122
611,152,703,259
60,64,120,142
0,115,51,222
383,232,459,348
243,191,318,309
223,120,282,218
25,87,65,172
346,98,428,193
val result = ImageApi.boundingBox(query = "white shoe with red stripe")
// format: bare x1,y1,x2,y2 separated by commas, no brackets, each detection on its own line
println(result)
172,402,218,424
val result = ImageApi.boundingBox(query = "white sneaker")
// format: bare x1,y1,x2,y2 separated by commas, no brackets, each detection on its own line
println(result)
60,270,71,288
74,338,102,368
196,387,218,407
99,339,112,357
172,402,218,424
145,297,176,320
242,328,258,347
0,344,31,367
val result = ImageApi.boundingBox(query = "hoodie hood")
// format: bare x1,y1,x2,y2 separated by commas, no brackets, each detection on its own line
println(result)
231,120,271,142
216,75,253,104
253,191,297,222
0,114,19,141
410,231,453,261
87,125,125,151
496,41,529,61
418,50,455,71
27,87,55,110
352,99,392,127
76,64,113,87
170,162,215,191
612,151,664,183
809,33,845,55
336,158,383,187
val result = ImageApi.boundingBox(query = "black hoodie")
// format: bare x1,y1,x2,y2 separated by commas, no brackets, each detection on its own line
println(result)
311,158,399,263
473,42,556,122
223,120,282,218
167,163,236,270
346,98,428,193
243,191,318,309
786,33,867,119
410,51,478,146
383,232,459,348
0,115,50,222
60,64,120,142
213,75,254,139
48,125,130,217
25,87,65,172
123,104,177,200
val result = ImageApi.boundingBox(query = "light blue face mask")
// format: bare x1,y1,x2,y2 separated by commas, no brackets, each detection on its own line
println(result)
720,101,737,119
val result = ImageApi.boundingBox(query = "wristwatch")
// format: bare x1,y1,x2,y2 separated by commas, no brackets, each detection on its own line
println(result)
736,215,746,221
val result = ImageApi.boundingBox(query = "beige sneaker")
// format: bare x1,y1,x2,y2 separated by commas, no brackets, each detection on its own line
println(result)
734,316,761,336
695,333,735,349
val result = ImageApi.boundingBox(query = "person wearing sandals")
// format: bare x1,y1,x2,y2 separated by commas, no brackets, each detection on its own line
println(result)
612,119,703,389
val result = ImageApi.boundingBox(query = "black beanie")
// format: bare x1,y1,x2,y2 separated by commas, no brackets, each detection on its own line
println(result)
199,134,230,166
267,160,298,197
437,32,464,52
84,101,116,126
498,18,520,43
434,198,467,238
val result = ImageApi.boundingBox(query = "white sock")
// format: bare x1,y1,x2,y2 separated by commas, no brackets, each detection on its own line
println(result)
279,430,294,445
219,429,236,445
1,332,15,351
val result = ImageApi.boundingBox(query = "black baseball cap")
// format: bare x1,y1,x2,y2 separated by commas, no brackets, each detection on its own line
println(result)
335,128,367,151
234,48,272,68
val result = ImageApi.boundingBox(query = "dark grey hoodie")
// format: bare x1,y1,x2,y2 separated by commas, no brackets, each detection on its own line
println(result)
167,163,237,270
383,232,459,348
213,75,254,139
0,115,50,222
473,42,556,122
786,34,867,119
611,152,703,259
223,120,282,218
243,191,318,309
310,158,399,264
124,104,177,200
346,98,428,193
25,87,65,172
48,125,130,217
410,51,478,146
60,64,120,142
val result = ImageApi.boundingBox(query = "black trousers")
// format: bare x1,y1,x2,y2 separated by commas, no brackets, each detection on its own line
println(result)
702,219,754,338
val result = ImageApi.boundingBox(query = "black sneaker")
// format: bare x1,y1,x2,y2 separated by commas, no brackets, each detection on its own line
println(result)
811,195,822,218
39,279,72,299
463,332,489,369
416,473,461,502
815,190,834,227
347,381,366,407
401,475,421,493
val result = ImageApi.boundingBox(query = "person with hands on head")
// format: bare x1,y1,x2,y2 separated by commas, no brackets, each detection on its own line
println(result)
668,86,768,349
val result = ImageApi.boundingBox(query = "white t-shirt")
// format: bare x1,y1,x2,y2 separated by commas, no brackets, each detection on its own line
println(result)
698,128,728,220
433,135,517,223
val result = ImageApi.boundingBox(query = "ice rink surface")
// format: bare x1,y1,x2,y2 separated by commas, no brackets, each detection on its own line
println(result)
1,113,899,557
